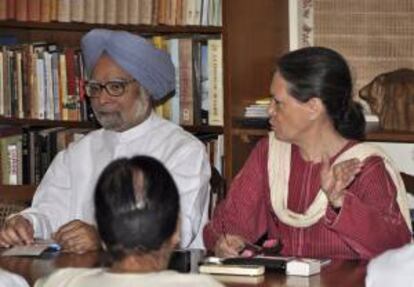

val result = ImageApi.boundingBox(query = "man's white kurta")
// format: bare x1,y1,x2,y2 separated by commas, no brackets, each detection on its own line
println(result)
20,112,211,248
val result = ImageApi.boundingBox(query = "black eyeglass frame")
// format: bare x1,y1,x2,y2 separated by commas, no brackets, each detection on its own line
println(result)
84,79,137,98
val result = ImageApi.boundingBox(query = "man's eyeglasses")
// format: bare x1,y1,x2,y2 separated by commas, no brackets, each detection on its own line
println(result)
84,79,136,98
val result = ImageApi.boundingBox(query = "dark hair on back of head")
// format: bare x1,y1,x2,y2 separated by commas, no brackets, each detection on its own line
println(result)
94,155,179,261
276,46,365,140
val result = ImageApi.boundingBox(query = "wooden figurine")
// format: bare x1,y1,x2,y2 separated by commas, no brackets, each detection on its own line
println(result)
359,68,414,132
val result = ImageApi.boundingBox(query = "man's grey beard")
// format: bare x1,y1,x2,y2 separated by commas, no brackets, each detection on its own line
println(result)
93,97,151,132
95,111,124,131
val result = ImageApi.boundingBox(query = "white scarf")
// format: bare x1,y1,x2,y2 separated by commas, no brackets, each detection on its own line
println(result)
268,132,412,231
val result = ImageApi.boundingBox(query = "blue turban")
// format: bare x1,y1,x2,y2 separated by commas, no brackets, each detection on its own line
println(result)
81,29,175,100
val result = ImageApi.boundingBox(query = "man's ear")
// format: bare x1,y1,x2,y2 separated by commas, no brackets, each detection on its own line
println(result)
306,97,324,120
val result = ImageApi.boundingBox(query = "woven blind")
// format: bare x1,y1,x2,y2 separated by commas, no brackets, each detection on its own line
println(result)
312,0,414,103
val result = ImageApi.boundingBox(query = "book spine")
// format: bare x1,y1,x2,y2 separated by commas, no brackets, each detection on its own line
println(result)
105,0,116,24
208,39,223,126
116,0,128,24
57,0,70,22
127,0,140,24
0,49,4,115
28,0,41,22
40,0,51,22
0,0,6,20
84,0,96,23
15,0,27,21
70,0,85,22
179,38,194,126
139,0,152,25
168,38,181,125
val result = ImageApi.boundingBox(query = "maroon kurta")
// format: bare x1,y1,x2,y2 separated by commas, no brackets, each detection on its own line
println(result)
204,137,411,259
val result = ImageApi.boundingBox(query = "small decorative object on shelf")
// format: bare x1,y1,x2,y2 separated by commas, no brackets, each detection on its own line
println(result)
360,68,414,132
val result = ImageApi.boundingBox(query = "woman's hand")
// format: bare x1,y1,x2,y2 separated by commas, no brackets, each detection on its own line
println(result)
214,234,245,258
320,155,362,208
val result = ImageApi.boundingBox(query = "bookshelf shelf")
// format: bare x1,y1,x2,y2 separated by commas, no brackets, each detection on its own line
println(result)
0,117,97,129
365,130,414,143
230,123,414,144
0,21,222,35
0,185,36,202
0,116,222,134
0,0,291,195
183,125,223,134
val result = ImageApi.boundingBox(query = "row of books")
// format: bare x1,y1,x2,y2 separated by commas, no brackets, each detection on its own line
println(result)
153,36,223,126
0,127,88,185
0,0,222,26
0,35,223,126
0,43,90,121
0,127,224,185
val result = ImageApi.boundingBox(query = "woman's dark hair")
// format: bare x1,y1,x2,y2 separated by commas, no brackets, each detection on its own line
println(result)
94,155,179,260
276,46,365,140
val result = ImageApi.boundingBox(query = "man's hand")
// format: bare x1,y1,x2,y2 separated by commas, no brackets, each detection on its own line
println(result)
0,215,34,247
214,234,245,258
53,220,101,254
320,155,363,208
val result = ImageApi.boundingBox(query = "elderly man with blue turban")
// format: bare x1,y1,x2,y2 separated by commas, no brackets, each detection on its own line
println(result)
0,29,211,253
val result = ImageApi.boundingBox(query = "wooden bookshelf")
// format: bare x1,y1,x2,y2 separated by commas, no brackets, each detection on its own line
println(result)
222,0,289,179
0,20,222,35
0,117,222,134
0,0,291,195
0,185,36,202
183,125,223,134
365,130,414,143
230,126,414,144
0,117,97,129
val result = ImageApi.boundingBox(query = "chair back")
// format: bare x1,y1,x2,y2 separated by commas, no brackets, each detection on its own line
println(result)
209,166,226,218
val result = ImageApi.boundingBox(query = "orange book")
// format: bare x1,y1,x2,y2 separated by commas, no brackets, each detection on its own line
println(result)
49,0,58,21
0,0,7,20
6,0,16,19
40,0,51,22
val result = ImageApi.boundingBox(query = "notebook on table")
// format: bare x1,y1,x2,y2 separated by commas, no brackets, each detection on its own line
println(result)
1,239,60,257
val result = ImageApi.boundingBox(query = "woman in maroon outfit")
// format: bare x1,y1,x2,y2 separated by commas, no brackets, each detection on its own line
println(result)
203,47,412,259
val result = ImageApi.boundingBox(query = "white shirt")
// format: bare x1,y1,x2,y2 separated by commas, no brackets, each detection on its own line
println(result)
21,112,211,248
366,243,414,287
34,268,224,287
0,268,28,287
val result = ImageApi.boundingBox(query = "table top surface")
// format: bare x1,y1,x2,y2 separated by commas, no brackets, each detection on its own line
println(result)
0,251,368,287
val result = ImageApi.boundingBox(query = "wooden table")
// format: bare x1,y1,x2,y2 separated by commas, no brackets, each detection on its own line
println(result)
0,252,368,287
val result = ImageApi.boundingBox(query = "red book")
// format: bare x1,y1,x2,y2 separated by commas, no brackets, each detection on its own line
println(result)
15,0,27,21
7,0,16,19
28,0,41,22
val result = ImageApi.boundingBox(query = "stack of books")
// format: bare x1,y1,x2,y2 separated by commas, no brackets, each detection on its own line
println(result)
243,97,271,118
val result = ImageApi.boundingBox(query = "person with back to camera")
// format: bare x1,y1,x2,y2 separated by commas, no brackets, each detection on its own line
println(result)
366,243,414,287
0,29,211,253
35,155,223,287
203,46,412,259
